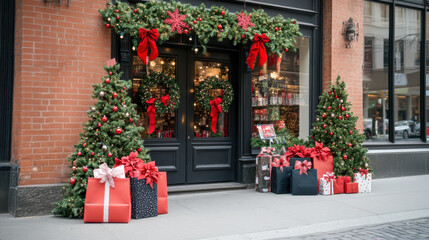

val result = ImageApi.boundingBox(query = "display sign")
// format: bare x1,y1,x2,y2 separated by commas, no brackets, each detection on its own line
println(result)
257,124,276,140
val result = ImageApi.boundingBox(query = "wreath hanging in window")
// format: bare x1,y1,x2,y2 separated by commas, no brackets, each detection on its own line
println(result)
196,76,233,134
138,72,180,134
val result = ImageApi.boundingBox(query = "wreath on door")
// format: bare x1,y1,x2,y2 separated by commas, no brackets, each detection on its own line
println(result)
138,72,180,134
196,76,233,133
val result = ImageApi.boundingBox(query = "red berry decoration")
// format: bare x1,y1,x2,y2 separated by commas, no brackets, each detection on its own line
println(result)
348,143,352,147
102,115,108,122
134,9,138,13
218,24,222,29
91,152,94,156
77,151,82,156
83,166,88,172
116,127,122,134
137,148,142,152
108,152,113,157
335,96,339,99
330,132,334,136
123,86,126,90
105,78,110,84
341,107,346,111
70,178,76,185
275,27,279,31
322,113,327,118
328,92,331,95
105,23,110,28
322,124,327,129
184,29,188,34
285,48,289,52
354,127,357,130
193,20,197,24
293,21,296,24
129,118,133,123
343,155,348,160
327,106,331,110
112,106,118,112
72,166,77,171
221,10,225,16
109,71,113,76
98,123,102,128
338,116,343,120
112,92,118,98
349,130,353,135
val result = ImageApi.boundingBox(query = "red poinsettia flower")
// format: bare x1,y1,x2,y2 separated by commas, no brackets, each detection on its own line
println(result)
285,144,309,160
139,161,160,188
114,151,145,178
309,141,331,161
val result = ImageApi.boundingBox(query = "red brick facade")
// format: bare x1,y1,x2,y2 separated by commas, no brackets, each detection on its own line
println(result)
13,0,110,185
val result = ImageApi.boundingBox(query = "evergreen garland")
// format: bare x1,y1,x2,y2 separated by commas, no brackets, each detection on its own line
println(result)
99,1,301,56
196,76,233,113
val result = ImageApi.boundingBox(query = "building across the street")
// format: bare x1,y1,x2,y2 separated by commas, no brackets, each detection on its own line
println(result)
0,0,428,217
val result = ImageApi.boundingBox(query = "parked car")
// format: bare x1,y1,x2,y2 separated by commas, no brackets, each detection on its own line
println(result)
394,120,420,139
363,118,388,139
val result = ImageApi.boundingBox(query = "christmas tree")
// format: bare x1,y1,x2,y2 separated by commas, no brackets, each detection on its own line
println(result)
310,76,370,177
53,64,150,218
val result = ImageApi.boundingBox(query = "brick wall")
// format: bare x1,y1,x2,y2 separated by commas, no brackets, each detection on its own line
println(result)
323,0,364,131
13,0,111,185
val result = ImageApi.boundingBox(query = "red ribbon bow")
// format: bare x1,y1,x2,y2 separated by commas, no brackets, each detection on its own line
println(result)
271,156,290,172
310,141,332,161
210,98,223,134
258,147,275,156
323,172,336,181
140,161,160,188
285,144,311,161
359,168,369,179
137,28,159,65
146,98,156,134
246,33,270,70
161,94,170,106
294,160,312,175
114,151,144,179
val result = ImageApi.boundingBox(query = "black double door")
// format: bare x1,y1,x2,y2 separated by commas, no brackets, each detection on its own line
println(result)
143,47,236,185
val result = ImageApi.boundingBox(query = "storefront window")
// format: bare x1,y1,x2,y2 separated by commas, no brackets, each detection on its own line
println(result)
132,56,177,138
251,37,309,139
394,6,421,142
363,1,390,142
426,12,429,142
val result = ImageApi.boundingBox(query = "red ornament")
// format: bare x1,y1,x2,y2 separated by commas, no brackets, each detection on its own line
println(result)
275,27,279,31
72,166,77,171
193,20,197,24
102,115,108,122
77,151,82,156
72,160,76,166
83,166,88,172
98,123,102,128
348,143,352,147
330,132,334,136
112,106,118,112
354,127,357,130
341,107,346,111
134,9,138,13
328,91,331,95
345,114,350,119
70,178,76,185
137,148,142,152
349,130,353,135
91,152,94,156
105,23,110,28
323,124,327,129
129,118,133,123
164,8,189,34
236,12,255,31
293,21,296,24
108,152,113,157
116,127,122,134
241,34,245,39
335,95,339,99
115,9,119,13
221,10,225,16
343,155,348,160
285,48,289,52
123,86,126,90
218,24,222,29
315,127,318,129
109,71,113,75
327,106,331,110
112,92,118,98
184,29,188,34
116,15,120,20
338,116,343,120
83,143,87,147
105,78,110,84
322,113,327,118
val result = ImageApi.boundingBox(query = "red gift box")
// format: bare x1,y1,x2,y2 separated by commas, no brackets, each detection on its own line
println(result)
345,182,359,194
334,176,351,194
84,178,131,223
157,172,168,214
313,155,334,188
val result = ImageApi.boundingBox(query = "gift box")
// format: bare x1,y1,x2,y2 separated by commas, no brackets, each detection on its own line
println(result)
84,164,131,223
291,160,318,195
309,142,334,188
345,182,359,194
334,176,350,194
353,169,372,193
130,177,158,219
157,172,168,214
290,158,313,170
255,155,272,193
319,172,335,195
270,157,291,194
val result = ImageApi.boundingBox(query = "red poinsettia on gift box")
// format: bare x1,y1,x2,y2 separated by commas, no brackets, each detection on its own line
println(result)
285,144,311,161
114,151,160,186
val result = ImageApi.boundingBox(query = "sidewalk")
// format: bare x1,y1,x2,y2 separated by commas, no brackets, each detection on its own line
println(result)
1,175,428,240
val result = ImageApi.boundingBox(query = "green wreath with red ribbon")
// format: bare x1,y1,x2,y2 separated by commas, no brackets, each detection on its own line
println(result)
138,72,180,134
196,76,233,134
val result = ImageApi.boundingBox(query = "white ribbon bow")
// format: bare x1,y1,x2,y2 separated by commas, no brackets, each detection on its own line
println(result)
93,163,125,188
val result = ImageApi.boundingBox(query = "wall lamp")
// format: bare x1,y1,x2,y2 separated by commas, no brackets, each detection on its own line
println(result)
343,18,359,48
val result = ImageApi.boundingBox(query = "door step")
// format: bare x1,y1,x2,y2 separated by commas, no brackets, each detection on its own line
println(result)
168,182,249,194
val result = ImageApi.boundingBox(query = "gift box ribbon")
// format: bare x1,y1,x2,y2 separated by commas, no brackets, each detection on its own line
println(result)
294,160,312,175
93,163,125,222
359,168,369,179
271,156,290,172
323,172,336,182
209,97,222,134
137,28,159,65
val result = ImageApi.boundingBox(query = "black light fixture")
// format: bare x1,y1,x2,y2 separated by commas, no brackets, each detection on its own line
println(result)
343,18,359,48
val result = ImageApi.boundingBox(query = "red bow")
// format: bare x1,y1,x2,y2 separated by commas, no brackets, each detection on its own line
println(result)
210,98,222,134
323,172,336,181
310,141,332,161
161,94,170,106
146,98,156,134
285,144,311,161
258,147,276,157
137,28,159,65
246,33,270,69
140,161,160,188
271,156,290,172
294,160,312,175
359,168,369,179
114,151,144,179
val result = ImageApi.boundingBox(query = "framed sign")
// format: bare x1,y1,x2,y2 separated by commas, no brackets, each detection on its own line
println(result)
257,124,276,140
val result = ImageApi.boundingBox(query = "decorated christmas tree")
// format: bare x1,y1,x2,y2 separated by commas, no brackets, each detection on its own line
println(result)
53,64,150,218
310,76,370,177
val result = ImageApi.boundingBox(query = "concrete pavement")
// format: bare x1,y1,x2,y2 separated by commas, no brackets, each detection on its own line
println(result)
1,175,428,240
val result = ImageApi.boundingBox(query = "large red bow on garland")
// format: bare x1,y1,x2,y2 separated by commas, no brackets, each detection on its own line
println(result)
310,141,332,161
285,144,311,161
359,168,369,179
140,161,160,188
137,28,159,65
294,160,312,175
161,94,170,106
146,98,156,134
271,156,290,172
114,151,144,179
210,98,222,134
246,33,270,70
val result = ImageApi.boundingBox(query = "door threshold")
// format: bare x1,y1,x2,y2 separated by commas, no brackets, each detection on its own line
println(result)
168,182,249,194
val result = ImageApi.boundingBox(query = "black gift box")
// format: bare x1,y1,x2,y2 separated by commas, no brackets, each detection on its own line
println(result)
290,158,313,169
271,167,292,194
130,177,158,219
291,169,318,195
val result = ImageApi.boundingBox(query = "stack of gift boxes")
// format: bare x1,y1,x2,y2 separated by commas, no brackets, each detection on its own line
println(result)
83,152,169,223
255,142,372,196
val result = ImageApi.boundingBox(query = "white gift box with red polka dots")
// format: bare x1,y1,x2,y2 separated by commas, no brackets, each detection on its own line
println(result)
319,177,334,195
353,172,372,193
